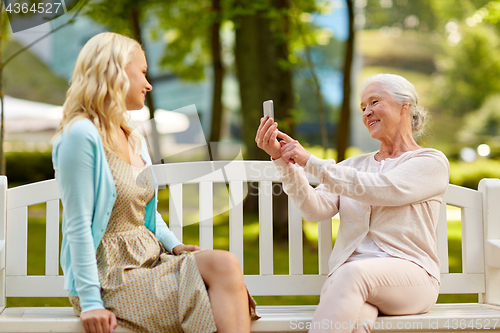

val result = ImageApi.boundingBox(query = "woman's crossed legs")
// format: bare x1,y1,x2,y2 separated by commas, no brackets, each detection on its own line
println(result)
309,258,439,333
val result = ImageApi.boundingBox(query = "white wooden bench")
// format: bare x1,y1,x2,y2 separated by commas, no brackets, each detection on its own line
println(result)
1,160,500,333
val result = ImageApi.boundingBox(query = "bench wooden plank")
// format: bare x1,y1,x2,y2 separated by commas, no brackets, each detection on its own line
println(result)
0,307,134,332
463,207,485,274
486,240,500,268
288,199,303,275
229,181,244,270
0,241,4,271
438,273,485,294
153,161,249,184
318,219,332,275
444,184,482,211
168,183,183,240
437,203,449,274
5,273,486,298
259,181,274,275
244,275,326,295
1,304,499,333
46,200,60,276
6,276,66,297
479,179,500,306
4,272,484,299
5,207,27,276
7,180,59,210
199,182,214,250
249,304,500,332
152,161,319,184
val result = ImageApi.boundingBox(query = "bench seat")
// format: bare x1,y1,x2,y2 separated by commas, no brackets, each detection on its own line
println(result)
1,304,500,332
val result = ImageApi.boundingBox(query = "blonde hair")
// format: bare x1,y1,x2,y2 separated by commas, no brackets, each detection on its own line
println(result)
54,32,143,154
361,74,428,136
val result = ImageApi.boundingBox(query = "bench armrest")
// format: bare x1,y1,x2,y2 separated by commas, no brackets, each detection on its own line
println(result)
0,240,4,270
486,239,500,268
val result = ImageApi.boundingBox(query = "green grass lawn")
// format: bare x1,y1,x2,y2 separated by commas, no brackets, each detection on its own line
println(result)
7,202,474,307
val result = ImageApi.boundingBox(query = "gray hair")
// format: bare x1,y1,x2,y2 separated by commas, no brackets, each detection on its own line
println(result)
361,74,428,135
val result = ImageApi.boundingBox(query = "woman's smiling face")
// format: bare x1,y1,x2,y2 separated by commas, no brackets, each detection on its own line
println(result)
125,48,153,111
360,82,407,142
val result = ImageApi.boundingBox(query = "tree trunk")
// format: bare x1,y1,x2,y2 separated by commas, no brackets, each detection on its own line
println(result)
234,13,278,161
336,0,355,162
208,0,224,160
297,16,328,158
234,0,294,243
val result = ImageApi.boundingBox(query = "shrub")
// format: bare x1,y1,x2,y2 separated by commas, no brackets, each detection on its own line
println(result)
449,159,500,189
6,151,54,186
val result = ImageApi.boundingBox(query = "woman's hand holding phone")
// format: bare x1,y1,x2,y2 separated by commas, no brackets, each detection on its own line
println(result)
255,116,281,160
256,100,311,166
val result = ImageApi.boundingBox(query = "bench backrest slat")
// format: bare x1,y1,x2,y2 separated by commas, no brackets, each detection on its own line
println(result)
437,203,449,274
168,183,183,241
258,181,274,275
288,199,303,275
318,219,333,275
462,207,484,274
229,181,244,270
45,200,60,276
0,161,494,300
199,182,214,250
6,207,28,276
441,184,484,280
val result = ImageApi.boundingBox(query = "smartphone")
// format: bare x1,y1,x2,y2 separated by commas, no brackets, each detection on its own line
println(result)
263,100,274,119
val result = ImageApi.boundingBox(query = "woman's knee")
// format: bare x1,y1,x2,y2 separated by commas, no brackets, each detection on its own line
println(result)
335,261,370,283
195,250,243,285
212,250,241,274
321,261,370,299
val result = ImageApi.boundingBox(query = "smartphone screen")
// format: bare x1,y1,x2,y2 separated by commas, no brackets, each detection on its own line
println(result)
263,100,274,119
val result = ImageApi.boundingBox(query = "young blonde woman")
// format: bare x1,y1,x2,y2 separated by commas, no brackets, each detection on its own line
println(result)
52,32,258,333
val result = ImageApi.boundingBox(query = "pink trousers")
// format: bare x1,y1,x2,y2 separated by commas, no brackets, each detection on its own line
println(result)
309,258,439,333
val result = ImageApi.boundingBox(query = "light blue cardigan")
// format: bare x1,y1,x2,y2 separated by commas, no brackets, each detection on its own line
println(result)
52,119,182,313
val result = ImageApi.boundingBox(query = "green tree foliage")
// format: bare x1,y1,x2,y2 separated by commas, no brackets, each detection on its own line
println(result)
430,0,491,27
85,0,155,37
362,0,500,146
459,94,500,145
437,24,500,116
481,0,500,25
363,0,439,31
433,1,500,154
363,0,490,32
425,1,500,118
153,0,214,81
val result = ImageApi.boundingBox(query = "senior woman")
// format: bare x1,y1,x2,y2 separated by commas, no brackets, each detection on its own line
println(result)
255,74,449,333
